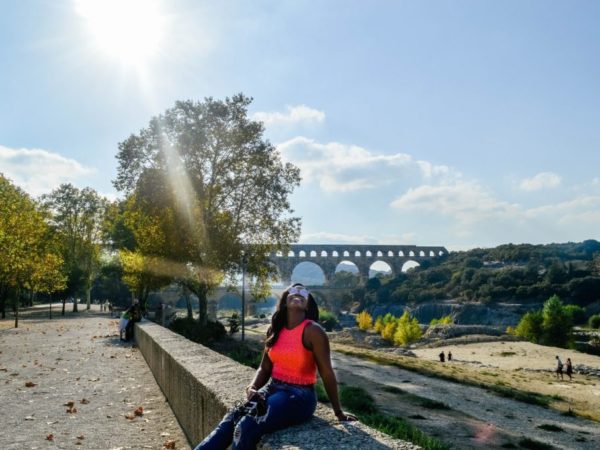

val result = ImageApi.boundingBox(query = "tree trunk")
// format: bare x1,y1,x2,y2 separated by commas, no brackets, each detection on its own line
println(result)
73,295,78,312
0,285,6,319
184,286,193,319
86,287,91,310
14,289,20,328
186,283,210,325
62,298,66,316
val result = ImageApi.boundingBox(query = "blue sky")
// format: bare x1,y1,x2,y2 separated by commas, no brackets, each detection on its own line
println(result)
1,0,599,250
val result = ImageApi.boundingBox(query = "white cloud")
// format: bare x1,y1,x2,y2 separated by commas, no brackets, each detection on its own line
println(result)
519,172,562,191
277,136,454,193
390,181,521,225
252,105,325,127
0,145,95,197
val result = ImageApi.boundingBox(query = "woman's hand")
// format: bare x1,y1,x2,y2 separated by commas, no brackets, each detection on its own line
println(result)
245,384,259,400
335,410,357,422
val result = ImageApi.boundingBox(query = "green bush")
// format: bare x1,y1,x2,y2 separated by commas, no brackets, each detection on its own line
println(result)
319,310,339,331
589,314,600,329
169,317,226,344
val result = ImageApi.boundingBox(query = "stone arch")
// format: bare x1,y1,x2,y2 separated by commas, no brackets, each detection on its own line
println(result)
343,251,350,257
366,251,372,257
419,250,425,257
369,260,392,278
291,261,326,286
288,250,295,257
398,250,405,256
332,251,339,257
354,251,361,257
310,250,317,257
299,251,306,257
321,250,328,257
387,251,394,257
409,251,415,257
377,251,383,257
335,260,359,273
402,260,420,272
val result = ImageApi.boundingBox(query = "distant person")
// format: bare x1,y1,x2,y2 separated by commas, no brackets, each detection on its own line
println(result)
565,358,573,381
448,351,452,361
193,283,355,450
439,351,445,362
555,355,564,380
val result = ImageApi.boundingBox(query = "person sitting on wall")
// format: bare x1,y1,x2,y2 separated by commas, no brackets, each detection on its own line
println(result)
193,283,356,450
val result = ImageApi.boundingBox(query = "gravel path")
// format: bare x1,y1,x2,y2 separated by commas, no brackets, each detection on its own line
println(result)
0,306,190,450
332,352,600,450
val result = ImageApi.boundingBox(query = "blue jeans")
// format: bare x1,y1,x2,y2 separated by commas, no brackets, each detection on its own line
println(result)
194,380,317,450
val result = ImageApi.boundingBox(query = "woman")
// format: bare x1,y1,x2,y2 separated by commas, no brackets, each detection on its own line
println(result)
565,357,573,381
194,283,356,450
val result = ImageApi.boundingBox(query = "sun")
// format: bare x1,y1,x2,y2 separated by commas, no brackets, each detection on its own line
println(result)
75,0,165,67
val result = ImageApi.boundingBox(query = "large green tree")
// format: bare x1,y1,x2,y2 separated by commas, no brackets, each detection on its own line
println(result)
0,175,65,325
41,184,108,311
113,94,301,324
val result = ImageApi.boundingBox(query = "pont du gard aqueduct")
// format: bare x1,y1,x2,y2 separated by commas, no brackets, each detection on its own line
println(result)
267,244,449,285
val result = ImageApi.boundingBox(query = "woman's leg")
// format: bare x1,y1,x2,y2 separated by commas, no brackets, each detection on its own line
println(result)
193,411,237,450
232,383,316,450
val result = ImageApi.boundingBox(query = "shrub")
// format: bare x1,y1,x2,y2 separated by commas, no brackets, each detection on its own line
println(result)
319,309,339,331
356,310,373,330
589,314,600,329
373,316,384,333
430,315,453,326
394,312,423,346
228,312,240,334
169,317,226,344
381,320,397,342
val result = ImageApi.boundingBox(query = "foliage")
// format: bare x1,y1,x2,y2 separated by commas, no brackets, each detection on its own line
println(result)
515,311,544,343
515,295,573,347
563,304,586,325
228,312,240,334
168,317,226,344
366,240,600,307
328,270,360,289
41,183,108,310
356,310,373,330
318,309,339,331
381,320,397,342
339,385,450,450
0,174,65,322
113,94,301,324
394,311,423,346
589,314,600,329
373,315,384,333
430,315,453,326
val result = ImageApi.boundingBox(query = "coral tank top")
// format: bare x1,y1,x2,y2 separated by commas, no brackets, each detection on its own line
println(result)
268,319,317,385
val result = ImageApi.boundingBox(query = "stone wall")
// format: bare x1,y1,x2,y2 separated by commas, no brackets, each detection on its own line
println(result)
135,320,418,449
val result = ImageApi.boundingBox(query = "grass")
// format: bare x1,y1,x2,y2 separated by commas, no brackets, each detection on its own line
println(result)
332,343,564,409
339,385,451,450
536,424,564,432
418,398,450,410
518,437,554,449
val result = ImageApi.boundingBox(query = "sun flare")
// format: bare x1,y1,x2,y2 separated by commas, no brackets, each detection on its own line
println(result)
75,0,165,66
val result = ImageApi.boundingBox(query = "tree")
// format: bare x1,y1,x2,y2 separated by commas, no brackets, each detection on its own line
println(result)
356,311,373,330
41,184,108,311
541,295,572,347
515,310,543,343
0,175,65,325
394,311,423,346
113,94,301,324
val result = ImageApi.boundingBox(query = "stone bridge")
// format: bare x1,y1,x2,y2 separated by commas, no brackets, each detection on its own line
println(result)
268,244,448,285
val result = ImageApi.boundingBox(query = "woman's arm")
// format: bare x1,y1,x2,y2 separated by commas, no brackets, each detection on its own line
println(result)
305,323,356,421
246,350,273,399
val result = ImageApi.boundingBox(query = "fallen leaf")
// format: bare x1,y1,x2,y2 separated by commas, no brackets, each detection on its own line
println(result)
80,398,90,404
64,401,75,407
134,406,144,416
25,381,37,387
46,434,54,441
76,435,85,440
163,440,176,449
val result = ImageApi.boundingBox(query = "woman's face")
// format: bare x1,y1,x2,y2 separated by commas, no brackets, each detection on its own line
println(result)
286,285,310,310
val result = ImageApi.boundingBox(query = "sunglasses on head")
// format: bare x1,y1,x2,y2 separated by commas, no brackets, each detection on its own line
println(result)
288,286,309,300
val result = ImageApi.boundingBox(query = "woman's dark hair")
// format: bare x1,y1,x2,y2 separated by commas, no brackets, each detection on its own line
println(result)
265,283,319,348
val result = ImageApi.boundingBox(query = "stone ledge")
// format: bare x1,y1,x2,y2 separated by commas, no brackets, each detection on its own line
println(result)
135,320,418,449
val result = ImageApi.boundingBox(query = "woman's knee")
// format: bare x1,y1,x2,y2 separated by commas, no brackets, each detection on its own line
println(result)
233,416,261,450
